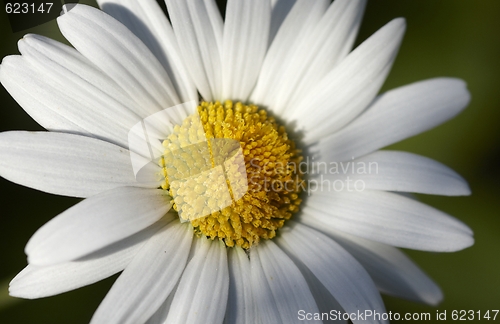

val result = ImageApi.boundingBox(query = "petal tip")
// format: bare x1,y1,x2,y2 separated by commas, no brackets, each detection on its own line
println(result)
393,17,407,26
438,77,471,104
0,54,17,68
389,17,407,34
446,234,474,252
8,276,32,299
8,287,34,300
426,290,444,306
18,33,43,50
460,182,472,196
60,3,79,16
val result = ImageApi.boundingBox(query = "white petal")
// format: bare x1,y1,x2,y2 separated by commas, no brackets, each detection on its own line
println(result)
251,240,320,324
166,0,223,101
0,131,159,198
91,222,193,324
9,220,165,299
0,55,86,134
317,78,471,162
277,222,387,324
26,187,172,266
222,0,271,101
302,190,474,252
269,0,297,46
306,226,443,305
290,18,406,142
17,35,141,139
0,51,140,148
250,0,329,111
97,0,197,103
57,4,180,118
317,150,470,196
146,288,176,324
288,259,346,324
165,238,229,324
273,0,367,115
249,245,282,324
224,247,254,324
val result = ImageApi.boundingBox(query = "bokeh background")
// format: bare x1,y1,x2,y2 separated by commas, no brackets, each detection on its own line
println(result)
1,0,499,322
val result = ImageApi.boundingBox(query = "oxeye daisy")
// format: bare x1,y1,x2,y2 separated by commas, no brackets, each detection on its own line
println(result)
0,0,474,323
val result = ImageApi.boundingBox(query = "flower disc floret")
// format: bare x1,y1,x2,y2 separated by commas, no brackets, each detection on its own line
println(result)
159,100,303,248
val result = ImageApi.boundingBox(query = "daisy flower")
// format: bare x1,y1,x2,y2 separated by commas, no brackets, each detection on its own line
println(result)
0,0,473,323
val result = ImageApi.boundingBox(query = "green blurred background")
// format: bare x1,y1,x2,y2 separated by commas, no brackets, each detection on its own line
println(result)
0,0,499,322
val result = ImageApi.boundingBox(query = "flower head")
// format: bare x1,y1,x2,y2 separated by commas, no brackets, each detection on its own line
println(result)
0,0,473,323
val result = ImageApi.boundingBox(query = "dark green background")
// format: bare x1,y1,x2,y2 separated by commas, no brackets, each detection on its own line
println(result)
1,0,499,322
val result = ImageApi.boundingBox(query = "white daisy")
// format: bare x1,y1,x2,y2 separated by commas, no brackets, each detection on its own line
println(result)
0,0,473,323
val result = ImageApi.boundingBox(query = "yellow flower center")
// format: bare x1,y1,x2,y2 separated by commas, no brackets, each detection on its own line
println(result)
159,101,303,249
